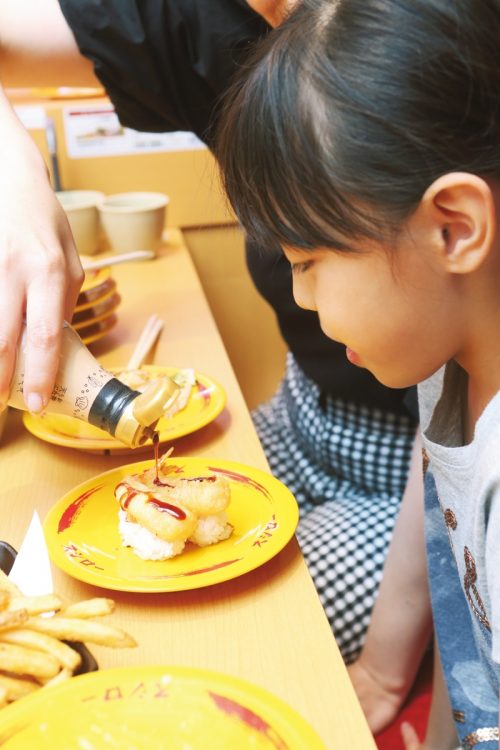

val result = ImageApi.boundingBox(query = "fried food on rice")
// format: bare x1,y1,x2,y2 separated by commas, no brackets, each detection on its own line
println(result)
115,451,233,560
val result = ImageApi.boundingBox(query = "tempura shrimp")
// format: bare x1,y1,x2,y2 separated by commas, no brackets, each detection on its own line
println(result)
114,481,196,543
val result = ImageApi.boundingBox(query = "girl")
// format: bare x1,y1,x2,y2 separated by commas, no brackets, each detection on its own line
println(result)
216,0,500,747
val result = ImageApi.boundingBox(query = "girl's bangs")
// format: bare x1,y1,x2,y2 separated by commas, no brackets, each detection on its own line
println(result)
218,30,373,251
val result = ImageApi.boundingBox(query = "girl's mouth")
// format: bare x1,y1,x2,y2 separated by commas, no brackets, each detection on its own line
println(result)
345,347,362,366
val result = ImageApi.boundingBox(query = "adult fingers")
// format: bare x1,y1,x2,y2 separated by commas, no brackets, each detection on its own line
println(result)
59,226,84,322
23,259,67,412
0,280,25,410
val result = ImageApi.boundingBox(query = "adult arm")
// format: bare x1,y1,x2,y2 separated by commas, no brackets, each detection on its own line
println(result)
0,0,97,87
0,0,99,411
0,0,270,410
348,432,433,733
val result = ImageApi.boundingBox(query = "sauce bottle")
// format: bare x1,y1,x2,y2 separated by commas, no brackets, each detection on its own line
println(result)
8,322,179,448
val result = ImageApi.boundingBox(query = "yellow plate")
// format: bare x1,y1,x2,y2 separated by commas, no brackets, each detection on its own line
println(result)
80,266,111,294
75,277,117,312
43,457,299,592
0,665,325,749
79,312,118,345
22,366,226,454
73,292,121,330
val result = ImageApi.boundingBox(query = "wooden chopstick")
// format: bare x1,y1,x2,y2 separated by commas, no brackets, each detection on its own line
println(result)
125,314,164,370
82,250,155,273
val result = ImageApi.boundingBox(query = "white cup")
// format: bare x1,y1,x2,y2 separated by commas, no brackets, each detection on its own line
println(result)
56,190,105,256
98,192,169,255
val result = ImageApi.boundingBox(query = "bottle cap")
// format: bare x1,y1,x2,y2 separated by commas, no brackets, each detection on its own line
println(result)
114,377,180,448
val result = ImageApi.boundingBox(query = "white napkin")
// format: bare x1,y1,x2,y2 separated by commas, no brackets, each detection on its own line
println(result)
9,510,54,595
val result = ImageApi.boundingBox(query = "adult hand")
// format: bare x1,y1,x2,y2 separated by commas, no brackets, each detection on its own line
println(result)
0,92,83,412
348,659,406,735
246,0,298,26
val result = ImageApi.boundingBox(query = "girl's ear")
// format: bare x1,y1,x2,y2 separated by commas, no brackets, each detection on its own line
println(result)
422,172,496,274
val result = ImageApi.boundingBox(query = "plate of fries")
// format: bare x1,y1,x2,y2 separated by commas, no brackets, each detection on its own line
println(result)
0,551,136,711
0,665,326,748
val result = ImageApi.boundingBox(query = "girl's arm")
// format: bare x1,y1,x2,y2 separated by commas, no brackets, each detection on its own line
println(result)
401,642,458,750
348,432,433,733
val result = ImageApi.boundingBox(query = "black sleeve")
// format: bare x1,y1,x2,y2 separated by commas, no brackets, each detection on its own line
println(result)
58,0,269,142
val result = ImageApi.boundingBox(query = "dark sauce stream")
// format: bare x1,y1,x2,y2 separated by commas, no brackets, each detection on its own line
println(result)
131,433,217,522
117,432,186,521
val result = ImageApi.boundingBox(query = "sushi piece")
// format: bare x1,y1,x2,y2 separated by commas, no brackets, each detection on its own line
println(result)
114,453,233,560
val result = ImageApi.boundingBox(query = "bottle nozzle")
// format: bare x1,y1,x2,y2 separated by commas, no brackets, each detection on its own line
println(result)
114,376,180,448
132,378,180,427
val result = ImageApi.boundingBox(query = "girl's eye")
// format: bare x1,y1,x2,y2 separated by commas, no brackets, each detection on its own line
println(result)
291,260,313,274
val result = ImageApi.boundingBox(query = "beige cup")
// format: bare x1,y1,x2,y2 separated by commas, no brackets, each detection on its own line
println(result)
56,190,104,256
98,192,169,255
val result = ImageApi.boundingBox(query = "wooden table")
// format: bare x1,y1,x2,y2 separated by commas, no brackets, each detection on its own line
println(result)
0,230,376,749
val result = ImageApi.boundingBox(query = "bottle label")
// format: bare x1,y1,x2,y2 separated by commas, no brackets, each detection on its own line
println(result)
9,323,115,420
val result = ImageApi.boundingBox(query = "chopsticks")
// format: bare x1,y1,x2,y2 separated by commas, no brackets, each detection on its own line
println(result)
82,250,155,273
125,314,164,370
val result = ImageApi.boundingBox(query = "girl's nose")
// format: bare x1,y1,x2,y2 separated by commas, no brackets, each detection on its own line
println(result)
292,279,316,312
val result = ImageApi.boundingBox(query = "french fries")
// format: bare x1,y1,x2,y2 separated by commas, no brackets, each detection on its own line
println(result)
0,672,39,701
0,571,20,596
0,629,82,671
0,579,137,708
6,593,63,616
26,616,136,649
0,643,60,680
62,597,115,619
0,610,28,632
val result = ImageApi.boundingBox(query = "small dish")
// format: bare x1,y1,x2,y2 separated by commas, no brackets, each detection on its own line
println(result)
0,544,97,675
79,313,118,345
79,267,111,295
72,292,121,330
75,277,116,312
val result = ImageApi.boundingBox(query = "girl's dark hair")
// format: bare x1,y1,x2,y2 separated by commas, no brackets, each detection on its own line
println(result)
216,0,500,251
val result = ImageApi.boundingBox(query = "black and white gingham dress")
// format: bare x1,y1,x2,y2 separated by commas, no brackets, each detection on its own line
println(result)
252,354,416,663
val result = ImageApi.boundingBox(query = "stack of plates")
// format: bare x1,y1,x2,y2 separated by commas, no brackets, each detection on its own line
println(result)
72,267,120,345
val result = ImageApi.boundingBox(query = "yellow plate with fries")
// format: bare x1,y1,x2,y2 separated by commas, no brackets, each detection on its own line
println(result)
43,457,299,593
0,570,135,713
0,665,325,748
22,366,226,454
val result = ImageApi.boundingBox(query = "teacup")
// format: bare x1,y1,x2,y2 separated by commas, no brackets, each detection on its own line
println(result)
56,190,105,256
98,192,169,255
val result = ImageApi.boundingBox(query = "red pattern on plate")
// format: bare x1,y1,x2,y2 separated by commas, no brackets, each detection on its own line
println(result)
208,467,272,499
210,692,289,750
58,485,103,532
